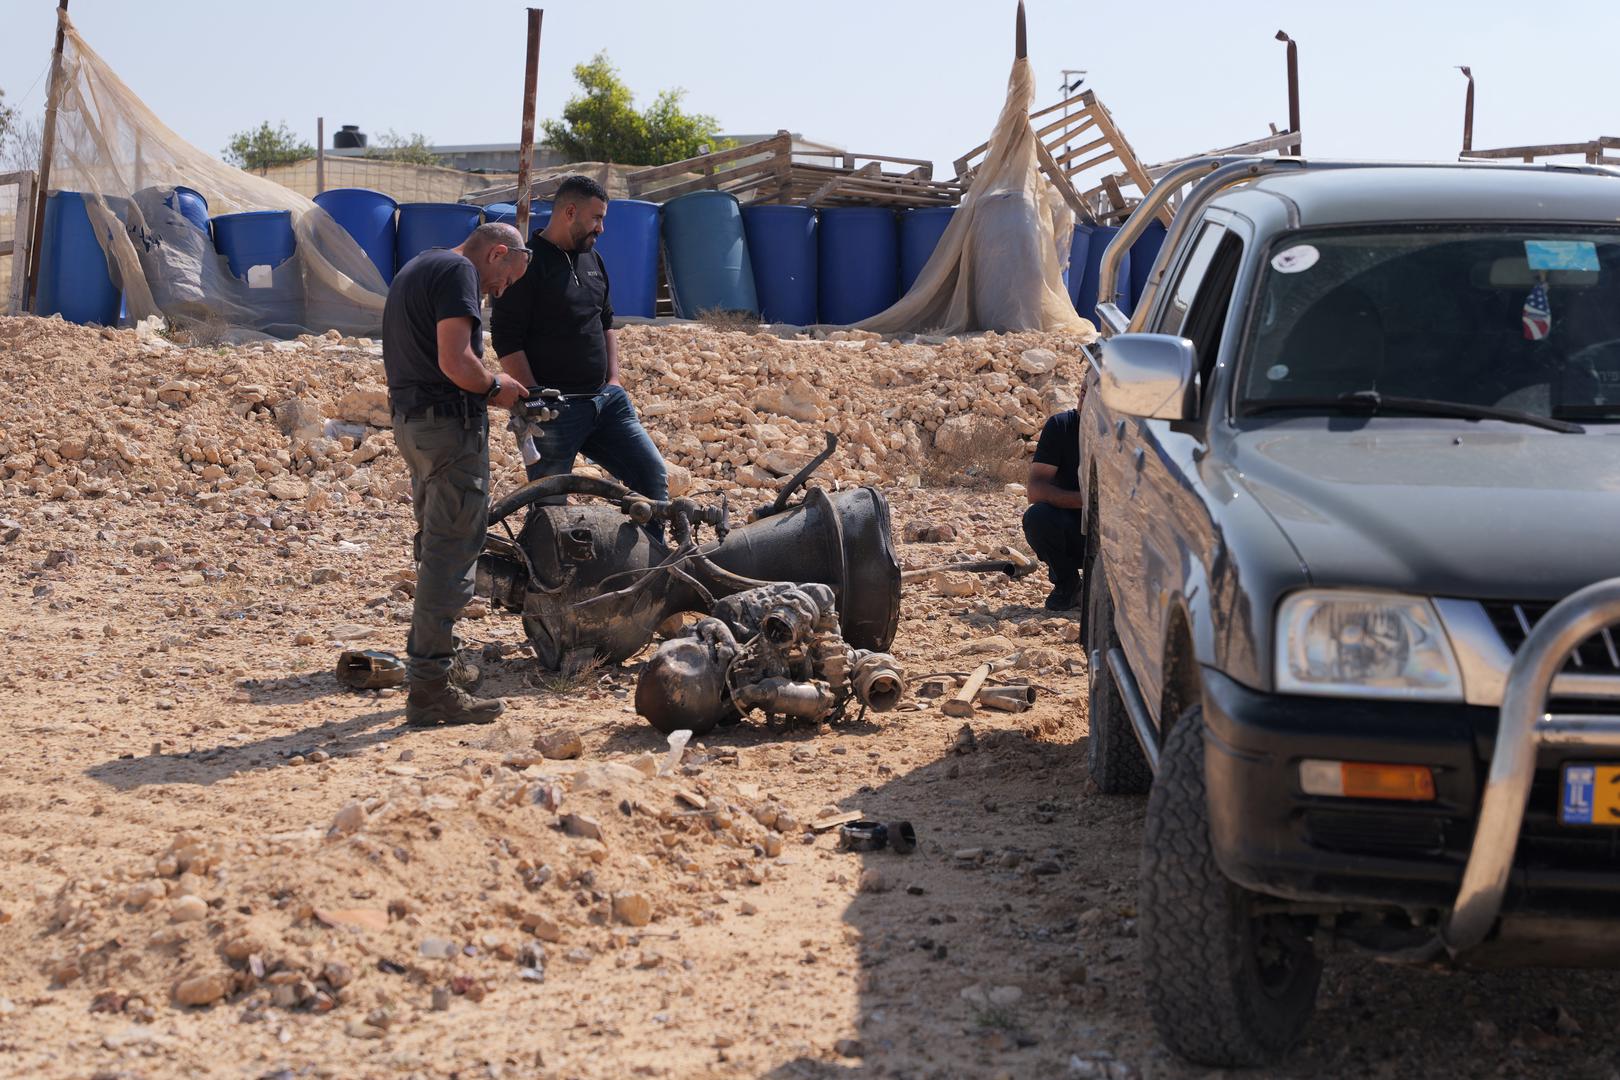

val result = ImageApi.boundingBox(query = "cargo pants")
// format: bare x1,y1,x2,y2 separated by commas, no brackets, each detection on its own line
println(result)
393,410,489,683
1021,501,1086,587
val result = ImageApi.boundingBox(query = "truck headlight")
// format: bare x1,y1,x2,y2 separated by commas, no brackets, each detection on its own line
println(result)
1276,591,1463,701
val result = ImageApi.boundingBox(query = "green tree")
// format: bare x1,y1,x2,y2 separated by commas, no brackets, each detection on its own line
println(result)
365,129,444,167
222,121,314,172
541,52,724,166
0,88,14,149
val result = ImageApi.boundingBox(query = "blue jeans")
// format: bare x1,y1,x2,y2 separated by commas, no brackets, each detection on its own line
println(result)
523,384,668,533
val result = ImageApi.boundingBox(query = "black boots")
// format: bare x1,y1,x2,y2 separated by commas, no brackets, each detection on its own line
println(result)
406,677,505,727
1044,578,1082,612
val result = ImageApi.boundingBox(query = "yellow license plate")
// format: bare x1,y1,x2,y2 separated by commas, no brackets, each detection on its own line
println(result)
1560,764,1620,826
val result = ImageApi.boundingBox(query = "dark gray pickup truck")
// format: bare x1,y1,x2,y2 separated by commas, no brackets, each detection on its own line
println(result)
1076,156,1620,1065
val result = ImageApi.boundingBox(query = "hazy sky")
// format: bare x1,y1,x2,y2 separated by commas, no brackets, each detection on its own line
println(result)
3,0,1616,177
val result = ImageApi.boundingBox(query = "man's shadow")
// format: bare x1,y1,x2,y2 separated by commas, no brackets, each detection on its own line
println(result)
85,708,408,790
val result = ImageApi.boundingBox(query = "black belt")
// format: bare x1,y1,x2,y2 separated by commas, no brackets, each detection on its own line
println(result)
394,401,485,421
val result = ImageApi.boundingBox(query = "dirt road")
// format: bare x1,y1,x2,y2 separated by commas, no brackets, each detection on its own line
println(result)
1,317,1617,1079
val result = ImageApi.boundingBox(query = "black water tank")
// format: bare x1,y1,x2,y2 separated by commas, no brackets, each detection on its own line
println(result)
333,124,367,149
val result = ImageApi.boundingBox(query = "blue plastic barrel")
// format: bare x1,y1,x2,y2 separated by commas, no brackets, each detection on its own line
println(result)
211,210,296,280
741,205,817,325
660,191,758,317
595,199,660,318
1065,224,1092,307
1128,220,1168,314
898,207,955,296
36,191,121,325
395,203,483,272
165,186,210,234
483,200,552,233
314,188,398,284
1073,224,1132,324
818,207,899,325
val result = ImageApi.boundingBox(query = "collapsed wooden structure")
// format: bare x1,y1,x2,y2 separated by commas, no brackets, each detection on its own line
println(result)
624,132,965,209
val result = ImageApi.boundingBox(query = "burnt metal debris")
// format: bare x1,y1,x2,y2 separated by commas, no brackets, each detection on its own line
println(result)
636,581,905,735
334,649,406,690
836,819,918,855
473,415,904,732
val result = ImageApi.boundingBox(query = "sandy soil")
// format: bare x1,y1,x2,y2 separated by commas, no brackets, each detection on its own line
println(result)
1,317,1617,1080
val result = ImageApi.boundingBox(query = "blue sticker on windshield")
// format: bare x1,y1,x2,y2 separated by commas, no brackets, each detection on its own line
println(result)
1525,240,1599,272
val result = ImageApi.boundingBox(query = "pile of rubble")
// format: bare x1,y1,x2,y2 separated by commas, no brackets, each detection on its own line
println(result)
0,315,1090,509
28,734,827,1022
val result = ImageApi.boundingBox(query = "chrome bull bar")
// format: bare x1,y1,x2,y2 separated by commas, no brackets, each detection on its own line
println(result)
1443,578,1620,954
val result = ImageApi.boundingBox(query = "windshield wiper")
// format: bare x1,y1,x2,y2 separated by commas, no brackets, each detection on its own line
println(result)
1243,390,1584,433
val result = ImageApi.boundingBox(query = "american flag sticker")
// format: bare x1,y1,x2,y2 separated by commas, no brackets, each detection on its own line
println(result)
1522,279,1551,341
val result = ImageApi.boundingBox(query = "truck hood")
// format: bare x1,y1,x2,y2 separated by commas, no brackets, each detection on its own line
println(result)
1227,419,1620,601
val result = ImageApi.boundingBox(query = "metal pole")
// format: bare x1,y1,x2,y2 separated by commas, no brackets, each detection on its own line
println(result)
25,0,70,313
515,8,543,240
1059,69,1085,166
1275,31,1300,155
316,117,326,194
1458,67,1475,153
1015,1,1027,61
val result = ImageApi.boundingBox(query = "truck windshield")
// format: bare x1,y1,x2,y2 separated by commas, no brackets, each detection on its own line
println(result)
1238,227,1620,422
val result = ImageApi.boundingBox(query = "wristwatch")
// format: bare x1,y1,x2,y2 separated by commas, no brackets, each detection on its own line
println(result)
485,374,502,403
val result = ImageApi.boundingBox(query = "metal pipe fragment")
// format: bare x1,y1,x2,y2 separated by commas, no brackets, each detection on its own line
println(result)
977,685,1037,713
852,653,905,712
732,678,835,720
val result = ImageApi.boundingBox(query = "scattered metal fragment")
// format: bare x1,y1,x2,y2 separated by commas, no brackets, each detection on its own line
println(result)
334,649,405,691
977,684,1038,713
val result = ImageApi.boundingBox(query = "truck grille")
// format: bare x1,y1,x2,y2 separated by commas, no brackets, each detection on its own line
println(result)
1304,810,1449,857
1483,602,1620,673
1520,774,1620,868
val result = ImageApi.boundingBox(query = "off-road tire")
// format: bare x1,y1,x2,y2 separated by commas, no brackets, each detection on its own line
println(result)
1084,552,1152,794
1140,707,1322,1066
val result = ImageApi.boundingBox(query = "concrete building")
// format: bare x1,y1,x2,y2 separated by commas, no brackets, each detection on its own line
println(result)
324,129,844,173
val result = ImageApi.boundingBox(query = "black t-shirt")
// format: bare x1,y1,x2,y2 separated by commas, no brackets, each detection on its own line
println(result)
382,248,484,413
1032,409,1081,491
490,232,613,394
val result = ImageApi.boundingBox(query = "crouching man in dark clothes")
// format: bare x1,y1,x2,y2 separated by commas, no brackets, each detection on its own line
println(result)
1022,407,1086,612
385,222,530,726
491,175,667,526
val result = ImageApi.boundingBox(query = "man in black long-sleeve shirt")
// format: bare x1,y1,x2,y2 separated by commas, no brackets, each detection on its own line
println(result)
491,175,668,512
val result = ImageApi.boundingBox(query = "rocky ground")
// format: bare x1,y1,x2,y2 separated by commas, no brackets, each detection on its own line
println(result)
1,315,1618,1079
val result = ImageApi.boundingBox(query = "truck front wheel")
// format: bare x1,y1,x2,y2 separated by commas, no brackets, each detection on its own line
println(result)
1139,706,1321,1066
1084,553,1152,794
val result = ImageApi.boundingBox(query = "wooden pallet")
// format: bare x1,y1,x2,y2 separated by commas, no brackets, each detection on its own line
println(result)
1461,137,1620,166
625,133,963,209
953,89,1166,226
626,133,795,205
956,89,1302,226
1090,128,1305,224
462,162,623,207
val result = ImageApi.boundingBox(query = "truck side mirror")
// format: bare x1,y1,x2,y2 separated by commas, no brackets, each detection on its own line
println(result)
1095,333,1198,420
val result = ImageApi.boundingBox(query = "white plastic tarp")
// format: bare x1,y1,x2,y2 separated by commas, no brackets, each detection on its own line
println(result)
43,11,387,339
858,56,1093,338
